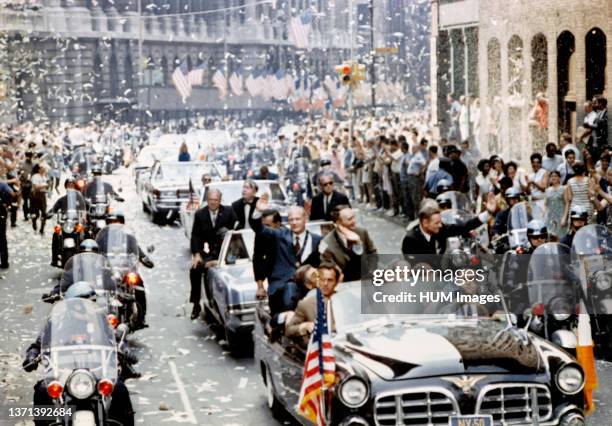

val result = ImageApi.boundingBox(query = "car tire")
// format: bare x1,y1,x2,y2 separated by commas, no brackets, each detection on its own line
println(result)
225,329,253,357
152,211,164,225
142,202,150,213
264,365,284,420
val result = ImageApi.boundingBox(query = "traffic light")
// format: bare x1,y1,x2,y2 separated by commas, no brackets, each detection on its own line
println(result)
335,62,367,87
335,63,353,85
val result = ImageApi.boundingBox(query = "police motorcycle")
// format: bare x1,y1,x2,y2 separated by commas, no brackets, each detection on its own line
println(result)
23,297,134,426
102,145,116,175
83,168,124,238
69,148,93,192
51,189,88,267
524,243,580,343
96,224,151,332
571,224,612,357
494,200,545,254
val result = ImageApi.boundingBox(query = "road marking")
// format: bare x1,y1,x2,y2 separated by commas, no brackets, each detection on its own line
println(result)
168,360,197,424
238,377,248,389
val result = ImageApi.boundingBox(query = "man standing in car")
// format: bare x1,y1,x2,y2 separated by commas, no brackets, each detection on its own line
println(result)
310,173,350,221
190,189,237,319
232,180,259,230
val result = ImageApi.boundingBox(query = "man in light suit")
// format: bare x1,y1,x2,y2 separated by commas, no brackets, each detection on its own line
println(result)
310,173,350,221
252,195,321,317
231,180,259,230
285,262,341,347
189,189,237,319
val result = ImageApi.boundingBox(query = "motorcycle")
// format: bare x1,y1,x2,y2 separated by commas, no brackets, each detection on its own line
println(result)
440,209,489,267
525,243,580,343
83,179,116,238
37,298,126,425
492,201,545,254
571,224,612,358
69,149,92,191
96,225,146,332
102,146,115,175
53,190,88,267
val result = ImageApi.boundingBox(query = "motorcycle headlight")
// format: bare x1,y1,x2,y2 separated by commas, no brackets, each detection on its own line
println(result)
550,298,572,321
67,369,96,399
555,365,584,395
593,271,612,291
62,221,75,234
553,313,571,321
338,377,369,408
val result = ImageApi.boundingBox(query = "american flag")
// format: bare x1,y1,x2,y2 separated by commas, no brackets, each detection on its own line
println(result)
212,70,228,99
289,9,313,49
245,69,259,97
229,70,244,96
171,60,191,100
187,62,206,86
297,288,335,426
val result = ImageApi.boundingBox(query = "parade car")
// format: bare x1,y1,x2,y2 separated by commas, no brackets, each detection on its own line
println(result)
141,160,224,224
202,221,334,354
180,179,289,239
255,282,586,426
133,145,177,193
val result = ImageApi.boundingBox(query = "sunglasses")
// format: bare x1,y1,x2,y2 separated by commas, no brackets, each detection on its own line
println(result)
531,236,546,240
322,182,334,186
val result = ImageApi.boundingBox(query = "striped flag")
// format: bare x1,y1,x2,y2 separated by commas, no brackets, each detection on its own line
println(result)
187,62,206,86
171,60,191,101
297,288,335,426
229,69,244,96
245,69,259,97
289,9,313,49
212,69,228,99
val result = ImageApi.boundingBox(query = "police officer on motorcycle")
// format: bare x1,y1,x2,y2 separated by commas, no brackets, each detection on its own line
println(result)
526,219,549,253
493,188,522,237
560,206,588,247
83,166,124,203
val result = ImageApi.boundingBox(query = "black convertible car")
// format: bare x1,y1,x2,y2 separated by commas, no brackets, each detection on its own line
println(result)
254,282,586,426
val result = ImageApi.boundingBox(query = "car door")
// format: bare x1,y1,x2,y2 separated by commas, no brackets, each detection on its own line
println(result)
280,338,307,412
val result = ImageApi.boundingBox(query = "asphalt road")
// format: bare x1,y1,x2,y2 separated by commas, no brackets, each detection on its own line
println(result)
0,166,611,425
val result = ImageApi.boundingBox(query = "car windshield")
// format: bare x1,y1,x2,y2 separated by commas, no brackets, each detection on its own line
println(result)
156,163,221,181
225,231,255,263
204,181,286,205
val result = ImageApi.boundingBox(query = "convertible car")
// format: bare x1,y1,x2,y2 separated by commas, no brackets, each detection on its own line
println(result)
255,282,586,426
180,179,289,239
201,221,333,355
141,160,224,224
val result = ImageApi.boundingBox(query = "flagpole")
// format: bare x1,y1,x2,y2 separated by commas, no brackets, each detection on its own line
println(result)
348,0,354,137
369,0,376,114
223,8,228,122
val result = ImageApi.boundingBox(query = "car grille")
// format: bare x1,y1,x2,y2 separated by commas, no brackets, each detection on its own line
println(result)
374,389,459,426
476,383,552,425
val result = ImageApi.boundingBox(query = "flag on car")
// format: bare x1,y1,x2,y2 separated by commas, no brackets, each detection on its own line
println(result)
187,62,206,86
297,288,335,426
289,9,313,49
171,60,191,101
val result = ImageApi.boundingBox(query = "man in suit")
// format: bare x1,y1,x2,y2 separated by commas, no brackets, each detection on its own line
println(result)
231,180,259,230
254,209,282,300
310,173,350,221
402,193,497,256
285,262,341,347
252,195,321,317
189,189,237,319
320,205,377,282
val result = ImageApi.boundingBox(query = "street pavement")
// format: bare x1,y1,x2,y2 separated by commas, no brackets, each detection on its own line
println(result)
0,166,611,425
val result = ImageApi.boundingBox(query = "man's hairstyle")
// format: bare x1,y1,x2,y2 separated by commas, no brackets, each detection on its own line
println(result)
318,173,334,184
419,199,441,221
545,142,558,152
207,188,222,200
330,204,351,223
243,179,259,192
601,154,611,163
262,209,282,224
477,158,490,172
318,261,341,281
294,265,314,287
429,145,438,155
564,149,576,159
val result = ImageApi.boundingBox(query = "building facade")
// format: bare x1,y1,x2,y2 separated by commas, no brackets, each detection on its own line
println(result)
0,0,359,124
431,0,610,163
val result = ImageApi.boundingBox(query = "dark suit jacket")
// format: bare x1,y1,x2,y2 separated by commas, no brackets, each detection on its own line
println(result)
401,216,484,256
253,231,276,281
309,190,350,221
320,227,378,282
231,197,259,230
252,219,321,295
190,205,237,260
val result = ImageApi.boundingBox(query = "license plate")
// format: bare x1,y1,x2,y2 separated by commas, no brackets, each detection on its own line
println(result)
449,416,493,426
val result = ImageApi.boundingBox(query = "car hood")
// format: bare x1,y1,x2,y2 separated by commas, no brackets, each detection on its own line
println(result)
338,320,543,380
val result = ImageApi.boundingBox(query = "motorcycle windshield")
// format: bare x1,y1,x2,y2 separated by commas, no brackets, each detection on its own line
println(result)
441,209,474,226
62,190,87,219
70,151,91,175
571,224,612,284
444,191,471,211
527,243,577,314
85,179,111,204
96,224,139,270
41,299,118,384
60,253,115,293
507,202,544,248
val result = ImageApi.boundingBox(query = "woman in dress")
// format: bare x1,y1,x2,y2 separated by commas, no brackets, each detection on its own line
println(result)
526,153,549,209
545,171,567,239
562,162,596,227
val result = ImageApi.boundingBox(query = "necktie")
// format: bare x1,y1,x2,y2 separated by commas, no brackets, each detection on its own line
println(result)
244,203,251,229
324,196,328,215
294,234,301,257
210,211,216,227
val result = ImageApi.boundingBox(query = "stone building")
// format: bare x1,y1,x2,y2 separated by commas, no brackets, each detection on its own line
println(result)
431,0,610,163
0,0,359,124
